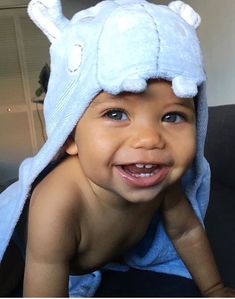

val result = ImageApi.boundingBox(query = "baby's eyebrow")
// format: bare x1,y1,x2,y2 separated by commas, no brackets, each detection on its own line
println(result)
90,93,124,107
90,92,195,111
170,100,195,111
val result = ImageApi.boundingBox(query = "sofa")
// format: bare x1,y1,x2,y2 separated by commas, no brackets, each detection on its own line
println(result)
204,104,235,288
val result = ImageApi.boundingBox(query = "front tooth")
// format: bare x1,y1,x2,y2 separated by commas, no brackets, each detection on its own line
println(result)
136,164,144,168
134,173,153,178
145,164,153,169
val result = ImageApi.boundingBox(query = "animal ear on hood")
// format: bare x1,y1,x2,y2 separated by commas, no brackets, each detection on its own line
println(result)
168,1,201,29
27,0,69,43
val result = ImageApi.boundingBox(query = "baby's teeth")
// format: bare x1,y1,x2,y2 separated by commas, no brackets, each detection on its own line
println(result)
135,164,154,169
145,164,153,169
133,173,154,178
141,173,149,177
136,164,145,168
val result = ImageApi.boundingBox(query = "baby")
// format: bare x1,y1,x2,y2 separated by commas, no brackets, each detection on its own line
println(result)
1,0,235,297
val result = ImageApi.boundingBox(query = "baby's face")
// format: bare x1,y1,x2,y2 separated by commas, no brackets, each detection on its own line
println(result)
69,79,196,204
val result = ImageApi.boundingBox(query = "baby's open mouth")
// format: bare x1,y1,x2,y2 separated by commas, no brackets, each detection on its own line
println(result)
121,164,160,178
116,163,170,188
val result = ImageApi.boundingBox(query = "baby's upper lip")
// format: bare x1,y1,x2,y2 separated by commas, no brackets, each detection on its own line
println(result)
116,160,172,167
115,153,174,167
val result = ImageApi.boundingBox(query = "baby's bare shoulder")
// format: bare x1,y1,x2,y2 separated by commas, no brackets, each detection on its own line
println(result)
27,157,83,261
32,156,82,210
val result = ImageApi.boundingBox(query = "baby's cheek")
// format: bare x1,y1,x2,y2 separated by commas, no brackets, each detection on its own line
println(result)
185,126,196,158
175,137,196,169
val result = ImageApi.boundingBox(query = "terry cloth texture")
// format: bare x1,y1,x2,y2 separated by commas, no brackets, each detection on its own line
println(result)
0,0,210,297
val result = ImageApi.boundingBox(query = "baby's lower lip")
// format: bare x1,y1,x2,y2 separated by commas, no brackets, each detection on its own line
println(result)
115,165,170,188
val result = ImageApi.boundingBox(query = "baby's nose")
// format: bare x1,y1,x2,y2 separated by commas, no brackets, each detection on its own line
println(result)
129,125,166,150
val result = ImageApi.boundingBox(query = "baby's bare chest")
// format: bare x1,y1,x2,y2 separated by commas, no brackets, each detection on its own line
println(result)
69,214,152,275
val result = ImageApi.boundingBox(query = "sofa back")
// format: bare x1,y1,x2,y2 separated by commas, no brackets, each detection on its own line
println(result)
205,105,235,189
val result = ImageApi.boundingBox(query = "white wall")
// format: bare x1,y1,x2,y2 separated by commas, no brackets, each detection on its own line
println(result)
188,0,235,106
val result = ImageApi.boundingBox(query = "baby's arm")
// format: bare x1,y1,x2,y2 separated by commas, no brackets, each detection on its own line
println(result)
161,182,235,297
23,185,78,297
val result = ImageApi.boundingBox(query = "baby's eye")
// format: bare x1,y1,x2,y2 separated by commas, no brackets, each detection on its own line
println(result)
105,109,128,121
162,112,185,123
